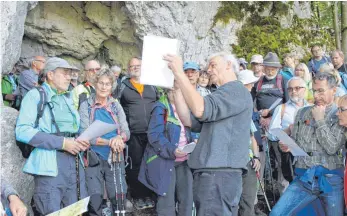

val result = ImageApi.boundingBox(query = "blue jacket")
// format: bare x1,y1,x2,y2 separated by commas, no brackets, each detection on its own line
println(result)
15,82,80,177
138,102,191,196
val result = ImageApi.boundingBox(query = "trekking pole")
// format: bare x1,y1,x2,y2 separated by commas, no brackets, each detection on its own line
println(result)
76,154,82,216
264,136,276,203
113,152,120,216
118,152,126,216
256,171,271,212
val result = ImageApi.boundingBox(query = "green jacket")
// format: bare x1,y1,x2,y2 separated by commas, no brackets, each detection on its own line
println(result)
1,75,17,106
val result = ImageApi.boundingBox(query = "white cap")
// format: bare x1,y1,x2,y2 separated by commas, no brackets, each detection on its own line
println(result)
237,69,259,85
250,54,263,64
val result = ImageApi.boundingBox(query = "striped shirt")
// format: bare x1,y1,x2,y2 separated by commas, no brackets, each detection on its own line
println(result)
292,104,346,170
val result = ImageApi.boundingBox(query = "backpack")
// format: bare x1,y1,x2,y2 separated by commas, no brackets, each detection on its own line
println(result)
16,86,59,158
78,81,95,110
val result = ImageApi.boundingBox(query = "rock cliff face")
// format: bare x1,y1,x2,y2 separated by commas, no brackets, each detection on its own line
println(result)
1,106,35,214
21,1,241,72
0,1,36,74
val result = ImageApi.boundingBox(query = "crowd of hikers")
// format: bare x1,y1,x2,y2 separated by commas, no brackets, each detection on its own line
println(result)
1,44,347,216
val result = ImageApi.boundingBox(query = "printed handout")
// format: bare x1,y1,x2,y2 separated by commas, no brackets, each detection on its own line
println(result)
78,120,117,141
269,128,308,157
140,35,180,88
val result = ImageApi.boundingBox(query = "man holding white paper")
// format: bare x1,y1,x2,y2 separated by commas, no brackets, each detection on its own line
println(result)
165,52,253,216
271,72,346,215
268,77,309,192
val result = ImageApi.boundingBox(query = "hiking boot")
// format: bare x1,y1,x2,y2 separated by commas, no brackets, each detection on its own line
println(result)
133,198,147,210
102,206,112,216
144,197,155,208
125,199,134,212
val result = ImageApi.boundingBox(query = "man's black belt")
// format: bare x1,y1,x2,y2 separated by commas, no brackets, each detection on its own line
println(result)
307,151,340,157
53,132,77,138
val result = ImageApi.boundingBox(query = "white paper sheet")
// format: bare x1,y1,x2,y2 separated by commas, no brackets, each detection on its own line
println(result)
140,35,180,88
268,98,283,111
178,142,197,153
78,120,117,141
47,196,90,216
269,128,308,157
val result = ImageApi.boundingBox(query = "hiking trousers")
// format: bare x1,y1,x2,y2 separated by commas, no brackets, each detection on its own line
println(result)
126,133,153,199
33,151,88,215
156,161,193,216
85,157,127,216
193,169,243,216
239,161,257,216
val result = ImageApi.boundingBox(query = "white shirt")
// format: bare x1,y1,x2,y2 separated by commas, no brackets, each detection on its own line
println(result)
268,99,309,141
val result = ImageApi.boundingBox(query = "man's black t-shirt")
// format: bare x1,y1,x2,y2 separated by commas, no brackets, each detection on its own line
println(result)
251,74,289,112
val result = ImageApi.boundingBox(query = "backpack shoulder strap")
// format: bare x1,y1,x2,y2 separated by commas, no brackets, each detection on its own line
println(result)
34,86,47,128
256,76,264,93
280,104,286,121
34,86,61,133
276,74,283,94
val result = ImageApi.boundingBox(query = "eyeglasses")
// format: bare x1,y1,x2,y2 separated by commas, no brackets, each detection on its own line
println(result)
97,81,112,87
312,88,328,95
338,107,347,113
85,68,100,73
34,59,46,64
129,65,141,70
287,86,305,92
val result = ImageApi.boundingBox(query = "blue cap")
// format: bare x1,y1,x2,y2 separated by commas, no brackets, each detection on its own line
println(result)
183,61,200,71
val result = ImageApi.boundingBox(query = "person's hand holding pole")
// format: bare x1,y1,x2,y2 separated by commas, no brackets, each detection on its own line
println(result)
279,140,290,153
109,135,125,153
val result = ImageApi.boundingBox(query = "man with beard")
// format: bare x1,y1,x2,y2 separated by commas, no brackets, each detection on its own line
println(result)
272,72,345,215
250,54,264,78
251,52,289,130
251,52,289,199
68,67,80,91
268,77,310,193
117,57,158,210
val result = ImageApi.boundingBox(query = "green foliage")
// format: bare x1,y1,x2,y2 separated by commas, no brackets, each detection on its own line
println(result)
213,1,337,64
231,15,302,62
213,1,291,25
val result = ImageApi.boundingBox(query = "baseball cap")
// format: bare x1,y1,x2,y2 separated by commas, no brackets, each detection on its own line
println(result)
42,57,80,75
237,69,259,85
183,61,200,71
250,54,263,64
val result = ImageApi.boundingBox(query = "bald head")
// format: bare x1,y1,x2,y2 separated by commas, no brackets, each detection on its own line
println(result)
85,60,101,71
31,56,46,73
84,60,101,83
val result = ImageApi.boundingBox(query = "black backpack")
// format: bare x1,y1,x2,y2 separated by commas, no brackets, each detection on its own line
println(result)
16,86,60,158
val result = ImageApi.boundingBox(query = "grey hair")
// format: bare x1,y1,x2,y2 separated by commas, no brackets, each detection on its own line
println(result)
110,65,121,73
313,72,339,88
287,76,306,88
331,49,344,59
93,65,116,91
207,52,239,74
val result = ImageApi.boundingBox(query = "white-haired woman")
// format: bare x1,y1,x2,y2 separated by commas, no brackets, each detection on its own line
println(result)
294,63,314,103
79,66,131,215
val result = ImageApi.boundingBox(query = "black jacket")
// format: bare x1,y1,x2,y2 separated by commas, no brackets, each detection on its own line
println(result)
119,78,158,134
